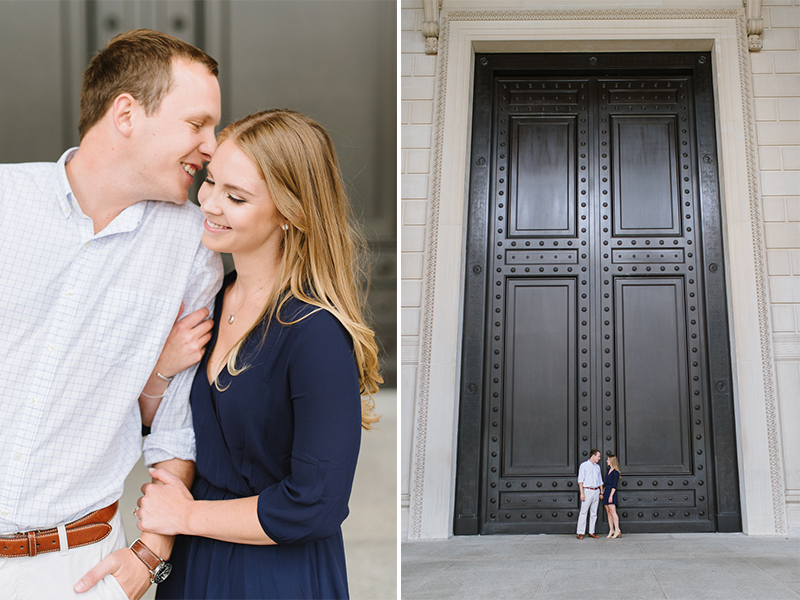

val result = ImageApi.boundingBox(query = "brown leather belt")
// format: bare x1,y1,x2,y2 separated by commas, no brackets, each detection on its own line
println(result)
0,501,118,558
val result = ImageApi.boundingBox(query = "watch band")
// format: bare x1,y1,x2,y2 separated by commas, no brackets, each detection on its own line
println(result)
129,538,172,584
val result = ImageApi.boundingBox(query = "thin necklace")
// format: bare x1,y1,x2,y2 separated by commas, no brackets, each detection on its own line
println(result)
227,280,271,324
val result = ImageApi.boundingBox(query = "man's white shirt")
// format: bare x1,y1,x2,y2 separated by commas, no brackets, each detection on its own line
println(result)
0,149,223,534
577,459,603,488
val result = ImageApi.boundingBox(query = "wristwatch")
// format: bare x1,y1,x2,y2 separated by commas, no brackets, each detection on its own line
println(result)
129,538,172,584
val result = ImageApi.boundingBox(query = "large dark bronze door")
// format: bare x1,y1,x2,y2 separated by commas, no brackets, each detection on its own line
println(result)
455,53,741,535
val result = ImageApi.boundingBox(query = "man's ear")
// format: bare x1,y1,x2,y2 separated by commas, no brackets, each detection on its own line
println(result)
111,93,137,137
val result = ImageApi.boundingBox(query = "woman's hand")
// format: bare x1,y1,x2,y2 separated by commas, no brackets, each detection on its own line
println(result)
139,304,213,426
155,303,214,378
136,468,195,536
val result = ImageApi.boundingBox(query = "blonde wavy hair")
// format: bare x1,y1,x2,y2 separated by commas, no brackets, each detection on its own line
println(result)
607,454,621,476
215,109,381,428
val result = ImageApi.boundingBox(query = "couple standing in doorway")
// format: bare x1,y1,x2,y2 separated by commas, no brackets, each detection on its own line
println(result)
576,450,622,540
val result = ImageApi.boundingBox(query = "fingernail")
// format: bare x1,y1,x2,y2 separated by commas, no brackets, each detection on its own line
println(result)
74,582,86,592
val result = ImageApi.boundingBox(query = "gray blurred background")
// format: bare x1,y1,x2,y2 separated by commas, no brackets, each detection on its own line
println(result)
0,1,397,597
0,0,396,385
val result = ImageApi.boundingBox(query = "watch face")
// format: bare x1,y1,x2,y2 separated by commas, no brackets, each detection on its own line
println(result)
152,562,172,584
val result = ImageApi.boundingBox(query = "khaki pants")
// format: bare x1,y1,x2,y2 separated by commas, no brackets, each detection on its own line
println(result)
0,511,129,600
576,487,600,535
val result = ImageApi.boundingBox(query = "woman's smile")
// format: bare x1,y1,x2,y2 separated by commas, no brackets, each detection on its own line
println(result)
204,218,231,232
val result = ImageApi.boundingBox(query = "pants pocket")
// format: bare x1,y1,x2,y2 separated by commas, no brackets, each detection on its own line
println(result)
103,573,133,600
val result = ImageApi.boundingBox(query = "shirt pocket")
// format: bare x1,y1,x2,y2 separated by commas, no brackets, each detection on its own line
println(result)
88,284,169,366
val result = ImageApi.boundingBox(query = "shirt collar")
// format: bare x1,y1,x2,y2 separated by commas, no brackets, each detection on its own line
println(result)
55,147,78,219
55,147,146,237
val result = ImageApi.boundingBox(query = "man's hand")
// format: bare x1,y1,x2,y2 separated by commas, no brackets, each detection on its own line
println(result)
75,459,194,598
74,547,151,599
580,493,585,502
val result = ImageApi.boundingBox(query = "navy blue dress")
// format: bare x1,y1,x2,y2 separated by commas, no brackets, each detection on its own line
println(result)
157,274,361,599
603,469,619,506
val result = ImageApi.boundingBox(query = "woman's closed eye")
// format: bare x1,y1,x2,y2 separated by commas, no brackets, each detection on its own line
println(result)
227,194,246,204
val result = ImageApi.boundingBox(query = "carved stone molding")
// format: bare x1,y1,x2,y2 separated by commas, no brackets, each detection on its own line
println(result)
774,335,800,361
422,0,442,55
745,0,764,52
409,8,786,539
401,343,420,364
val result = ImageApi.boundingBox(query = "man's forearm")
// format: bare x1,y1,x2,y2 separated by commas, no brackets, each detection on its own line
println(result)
139,458,195,559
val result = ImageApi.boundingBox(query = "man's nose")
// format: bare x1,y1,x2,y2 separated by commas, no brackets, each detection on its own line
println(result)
200,129,218,162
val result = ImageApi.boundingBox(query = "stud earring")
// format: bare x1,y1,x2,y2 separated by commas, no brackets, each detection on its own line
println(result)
281,224,289,232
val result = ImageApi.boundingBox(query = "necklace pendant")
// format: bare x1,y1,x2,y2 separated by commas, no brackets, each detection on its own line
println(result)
228,315,235,324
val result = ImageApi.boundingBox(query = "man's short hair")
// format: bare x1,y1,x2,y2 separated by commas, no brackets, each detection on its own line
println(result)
590,449,601,458
78,29,219,139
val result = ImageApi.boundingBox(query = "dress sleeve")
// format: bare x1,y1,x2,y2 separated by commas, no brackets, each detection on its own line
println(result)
607,470,618,491
257,310,362,544
143,243,223,466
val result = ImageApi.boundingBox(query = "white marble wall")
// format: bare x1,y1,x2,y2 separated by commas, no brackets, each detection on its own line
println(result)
401,0,800,537
400,0,434,537
753,0,800,534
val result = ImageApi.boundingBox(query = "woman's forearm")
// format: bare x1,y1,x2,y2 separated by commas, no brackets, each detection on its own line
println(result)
184,496,276,545
138,369,171,426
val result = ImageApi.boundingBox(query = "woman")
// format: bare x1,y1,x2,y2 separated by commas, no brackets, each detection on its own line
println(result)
135,109,381,599
603,455,621,539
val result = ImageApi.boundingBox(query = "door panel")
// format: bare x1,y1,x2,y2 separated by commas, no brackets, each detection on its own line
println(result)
612,116,680,234
503,279,576,476
616,278,690,473
510,117,577,236
455,53,741,535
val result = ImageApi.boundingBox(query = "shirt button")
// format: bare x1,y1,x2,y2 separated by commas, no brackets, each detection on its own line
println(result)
29,397,39,407
47,343,56,352
0,509,8,517
65,290,75,298
84,242,92,249
12,452,22,461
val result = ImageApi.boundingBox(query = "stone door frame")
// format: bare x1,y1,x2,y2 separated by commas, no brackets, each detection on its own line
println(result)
408,9,786,539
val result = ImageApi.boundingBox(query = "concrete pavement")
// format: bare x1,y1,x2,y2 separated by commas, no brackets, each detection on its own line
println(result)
402,532,800,599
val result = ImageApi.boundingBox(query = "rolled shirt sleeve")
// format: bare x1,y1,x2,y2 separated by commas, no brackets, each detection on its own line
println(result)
143,243,223,466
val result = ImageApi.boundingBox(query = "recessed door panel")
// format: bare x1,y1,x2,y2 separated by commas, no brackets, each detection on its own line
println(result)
510,117,576,237
503,279,576,475
612,116,680,235
616,278,690,473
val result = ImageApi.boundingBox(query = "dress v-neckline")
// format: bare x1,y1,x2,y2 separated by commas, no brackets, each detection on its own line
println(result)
205,283,229,387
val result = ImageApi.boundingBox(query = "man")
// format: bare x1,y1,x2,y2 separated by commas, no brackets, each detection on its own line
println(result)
0,30,223,599
576,449,604,539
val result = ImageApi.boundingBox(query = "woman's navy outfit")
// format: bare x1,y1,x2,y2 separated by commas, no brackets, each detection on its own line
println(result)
603,469,619,506
157,273,361,599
